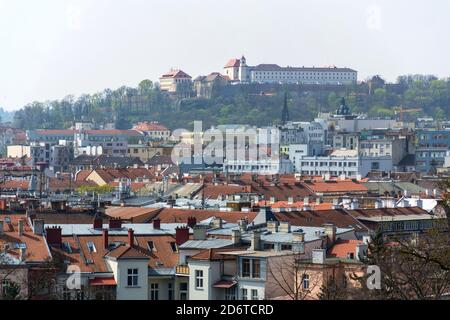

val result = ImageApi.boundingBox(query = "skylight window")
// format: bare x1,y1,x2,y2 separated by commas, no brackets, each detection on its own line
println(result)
170,242,178,252
86,241,97,253
63,242,72,253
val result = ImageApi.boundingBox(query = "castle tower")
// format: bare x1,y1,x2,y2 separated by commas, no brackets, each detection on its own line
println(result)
238,55,249,83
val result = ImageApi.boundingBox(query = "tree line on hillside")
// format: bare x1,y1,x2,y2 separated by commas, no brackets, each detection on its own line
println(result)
11,75,450,131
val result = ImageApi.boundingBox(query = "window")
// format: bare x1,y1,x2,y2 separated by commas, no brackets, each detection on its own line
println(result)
195,270,204,289
302,274,310,289
225,287,236,300
252,260,260,278
168,283,174,300
170,242,178,252
179,282,188,300
150,283,159,300
242,259,251,277
127,268,138,287
242,288,248,300
86,241,96,253
251,289,259,300
147,241,155,252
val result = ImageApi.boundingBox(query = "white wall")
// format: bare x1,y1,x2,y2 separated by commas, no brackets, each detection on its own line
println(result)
106,258,149,300
188,260,222,300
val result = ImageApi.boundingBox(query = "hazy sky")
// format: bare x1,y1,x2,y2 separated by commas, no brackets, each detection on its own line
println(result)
1,0,450,110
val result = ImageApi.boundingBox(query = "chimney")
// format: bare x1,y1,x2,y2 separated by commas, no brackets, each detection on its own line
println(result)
287,197,294,205
193,225,208,240
20,247,26,262
312,249,326,264
316,198,322,205
232,229,241,245
238,219,248,232
153,218,161,230
292,230,305,242
269,196,276,204
211,217,223,229
323,223,336,243
350,199,359,210
103,229,109,249
45,227,62,247
128,228,135,247
18,219,24,237
0,220,3,235
250,231,261,251
279,221,291,233
175,226,190,246
187,216,197,228
374,200,383,209
266,220,279,233
303,196,310,205
425,189,430,196
355,243,368,261
433,189,437,197
109,218,122,229
93,216,103,230
33,219,45,236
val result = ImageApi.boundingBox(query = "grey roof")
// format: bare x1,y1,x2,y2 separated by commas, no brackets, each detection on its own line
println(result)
148,268,175,276
240,226,354,244
250,64,357,73
180,239,234,249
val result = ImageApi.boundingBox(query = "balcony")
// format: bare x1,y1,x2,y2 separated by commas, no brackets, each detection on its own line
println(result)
176,265,189,275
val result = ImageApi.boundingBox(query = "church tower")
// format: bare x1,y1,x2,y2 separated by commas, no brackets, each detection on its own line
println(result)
281,92,290,124
239,55,249,83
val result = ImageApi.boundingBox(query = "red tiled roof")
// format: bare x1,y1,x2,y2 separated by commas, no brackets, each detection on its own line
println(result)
346,207,430,219
224,59,240,68
202,184,248,199
0,180,29,190
302,180,368,194
153,208,257,224
54,234,178,273
0,214,51,263
160,70,191,79
258,200,333,211
273,209,367,229
106,245,149,260
133,122,170,132
89,277,117,286
328,239,363,258
106,207,160,222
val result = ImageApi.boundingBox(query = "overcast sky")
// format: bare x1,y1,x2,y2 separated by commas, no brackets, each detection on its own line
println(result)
1,0,449,110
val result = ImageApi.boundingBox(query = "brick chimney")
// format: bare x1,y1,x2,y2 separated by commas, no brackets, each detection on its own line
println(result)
187,216,197,228
18,219,24,237
153,218,161,230
128,228,135,247
109,218,122,229
175,226,190,246
93,216,103,230
103,229,109,249
45,226,62,247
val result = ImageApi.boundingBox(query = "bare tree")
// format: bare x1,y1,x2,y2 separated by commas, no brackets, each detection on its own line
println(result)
266,254,322,300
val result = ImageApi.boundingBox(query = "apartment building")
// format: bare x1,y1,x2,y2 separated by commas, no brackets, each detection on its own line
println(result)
415,129,450,173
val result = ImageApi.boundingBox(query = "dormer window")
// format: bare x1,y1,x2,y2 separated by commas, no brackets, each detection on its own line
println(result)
86,241,96,253
147,241,155,252
170,242,178,252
